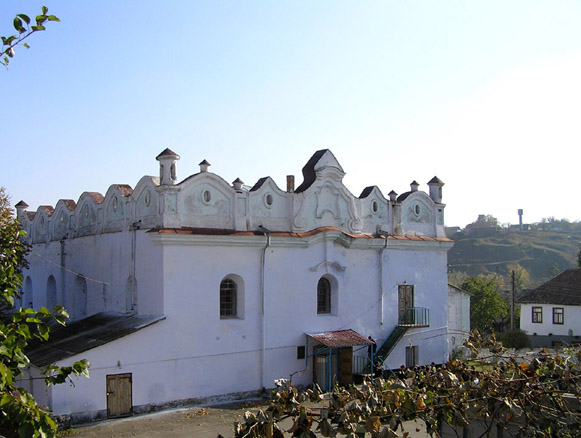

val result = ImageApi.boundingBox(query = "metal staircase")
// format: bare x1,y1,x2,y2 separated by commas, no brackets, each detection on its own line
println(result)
362,307,430,374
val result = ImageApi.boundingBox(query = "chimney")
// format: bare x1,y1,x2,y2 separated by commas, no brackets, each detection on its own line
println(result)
232,178,244,191
428,176,444,203
388,190,398,203
410,181,419,192
286,175,295,192
199,159,211,173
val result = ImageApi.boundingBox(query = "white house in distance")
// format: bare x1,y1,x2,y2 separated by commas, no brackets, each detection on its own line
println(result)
16,149,454,423
519,269,581,348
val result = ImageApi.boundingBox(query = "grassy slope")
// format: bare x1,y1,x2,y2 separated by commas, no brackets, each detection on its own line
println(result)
447,229,581,287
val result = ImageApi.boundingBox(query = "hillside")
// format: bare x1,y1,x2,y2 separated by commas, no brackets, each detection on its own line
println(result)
447,228,581,287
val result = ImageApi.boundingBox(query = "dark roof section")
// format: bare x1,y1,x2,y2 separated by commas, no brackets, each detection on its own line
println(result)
199,159,211,166
428,176,444,185
26,312,165,367
308,329,372,347
397,192,412,202
359,186,376,199
15,200,29,208
156,148,179,159
250,177,269,192
295,149,328,193
518,269,581,306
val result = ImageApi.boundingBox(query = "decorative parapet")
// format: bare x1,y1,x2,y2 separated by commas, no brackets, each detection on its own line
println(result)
17,149,447,243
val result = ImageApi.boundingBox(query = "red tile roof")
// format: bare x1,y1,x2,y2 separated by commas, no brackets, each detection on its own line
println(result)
150,226,452,242
308,329,372,347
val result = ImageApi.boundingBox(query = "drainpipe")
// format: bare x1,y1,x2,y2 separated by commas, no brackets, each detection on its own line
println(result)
378,230,389,326
60,239,66,309
130,220,141,313
258,225,271,390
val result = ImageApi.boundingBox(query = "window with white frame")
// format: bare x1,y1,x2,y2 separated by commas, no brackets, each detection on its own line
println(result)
532,306,542,323
552,307,564,325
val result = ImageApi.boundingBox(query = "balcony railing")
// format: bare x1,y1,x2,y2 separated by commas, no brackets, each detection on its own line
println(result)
398,307,429,327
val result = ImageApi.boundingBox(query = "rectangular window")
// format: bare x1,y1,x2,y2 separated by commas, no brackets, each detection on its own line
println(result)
552,307,564,325
532,307,542,323
297,346,306,360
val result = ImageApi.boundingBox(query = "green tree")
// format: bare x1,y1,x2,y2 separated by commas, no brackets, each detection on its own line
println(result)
473,214,498,228
462,275,508,333
507,263,530,294
1,6,60,69
0,188,89,438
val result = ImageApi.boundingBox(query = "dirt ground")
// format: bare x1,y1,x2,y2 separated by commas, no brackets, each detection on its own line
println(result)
68,399,431,438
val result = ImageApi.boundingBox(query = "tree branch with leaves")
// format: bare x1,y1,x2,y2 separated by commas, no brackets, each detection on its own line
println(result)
1,6,60,69
0,188,89,438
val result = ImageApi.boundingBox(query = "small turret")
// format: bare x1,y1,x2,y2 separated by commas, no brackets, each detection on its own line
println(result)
410,181,419,192
156,148,180,186
199,159,211,173
232,178,244,191
15,200,29,222
428,176,444,203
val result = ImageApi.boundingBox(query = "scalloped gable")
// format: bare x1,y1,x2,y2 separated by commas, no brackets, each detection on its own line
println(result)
295,149,345,193
249,176,285,194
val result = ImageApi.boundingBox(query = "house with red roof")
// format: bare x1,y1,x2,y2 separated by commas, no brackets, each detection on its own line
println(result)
519,269,581,347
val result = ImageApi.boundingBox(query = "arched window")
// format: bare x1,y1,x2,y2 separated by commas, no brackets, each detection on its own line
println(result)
317,277,331,314
24,276,33,309
47,275,57,309
74,275,88,319
220,278,237,318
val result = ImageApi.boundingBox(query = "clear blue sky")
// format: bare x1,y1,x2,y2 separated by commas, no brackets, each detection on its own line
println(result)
2,1,580,228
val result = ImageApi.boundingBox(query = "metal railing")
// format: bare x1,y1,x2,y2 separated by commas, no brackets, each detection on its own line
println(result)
353,355,372,374
398,307,429,327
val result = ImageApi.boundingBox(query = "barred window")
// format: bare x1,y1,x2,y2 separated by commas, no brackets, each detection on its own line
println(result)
532,307,542,323
317,277,331,314
220,279,237,318
553,307,564,325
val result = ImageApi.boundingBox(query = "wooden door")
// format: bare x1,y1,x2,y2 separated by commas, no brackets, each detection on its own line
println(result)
405,346,418,367
107,373,132,418
338,347,353,386
398,285,414,322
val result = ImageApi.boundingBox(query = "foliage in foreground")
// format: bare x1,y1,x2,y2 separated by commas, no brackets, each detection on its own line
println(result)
1,6,60,69
232,332,580,438
0,188,89,438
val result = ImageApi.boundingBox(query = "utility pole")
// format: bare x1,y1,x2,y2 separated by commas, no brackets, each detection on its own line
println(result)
511,270,515,330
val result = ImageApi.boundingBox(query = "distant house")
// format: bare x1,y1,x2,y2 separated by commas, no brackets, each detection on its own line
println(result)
518,269,581,347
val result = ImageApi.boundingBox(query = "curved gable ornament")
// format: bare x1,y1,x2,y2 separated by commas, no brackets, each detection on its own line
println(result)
309,261,346,273
406,200,432,223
